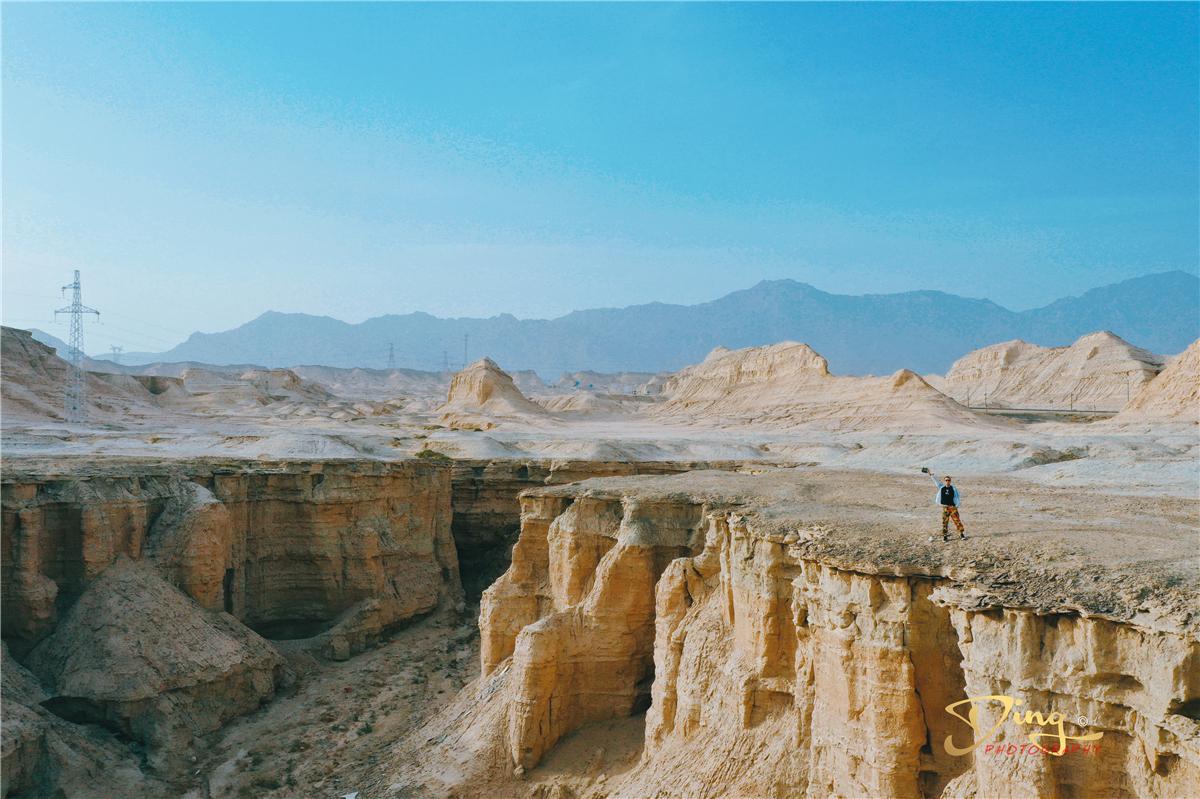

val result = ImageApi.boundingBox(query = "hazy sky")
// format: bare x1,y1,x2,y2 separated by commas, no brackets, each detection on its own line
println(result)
3,2,1197,354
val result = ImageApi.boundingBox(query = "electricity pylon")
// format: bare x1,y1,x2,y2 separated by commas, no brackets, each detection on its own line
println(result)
54,270,100,423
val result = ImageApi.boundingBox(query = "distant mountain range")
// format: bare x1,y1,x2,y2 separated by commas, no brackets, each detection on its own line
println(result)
83,271,1200,376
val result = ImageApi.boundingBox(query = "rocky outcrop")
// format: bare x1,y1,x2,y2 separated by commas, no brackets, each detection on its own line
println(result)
935,331,1165,411
2,459,460,655
440,358,551,429
657,342,995,431
1,644,171,799
26,559,284,775
1114,338,1199,422
402,470,1199,799
144,481,235,611
449,459,747,599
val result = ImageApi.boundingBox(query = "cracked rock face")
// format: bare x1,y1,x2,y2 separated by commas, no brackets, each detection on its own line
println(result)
404,472,1199,799
1,458,466,794
26,559,284,776
2,460,461,652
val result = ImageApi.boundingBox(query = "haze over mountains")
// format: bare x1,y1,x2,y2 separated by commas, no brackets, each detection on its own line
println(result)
85,271,1200,376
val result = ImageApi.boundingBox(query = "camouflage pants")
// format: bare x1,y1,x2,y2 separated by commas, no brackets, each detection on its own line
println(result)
941,505,964,534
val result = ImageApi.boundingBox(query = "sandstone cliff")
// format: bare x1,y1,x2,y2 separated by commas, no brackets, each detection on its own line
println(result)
2,459,460,658
2,457,465,796
449,459,747,598
397,470,1199,799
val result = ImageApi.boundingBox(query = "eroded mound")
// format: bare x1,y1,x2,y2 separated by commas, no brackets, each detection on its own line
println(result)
935,331,1165,410
1115,338,1200,422
657,342,993,431
0,327,168,422
440,358,551,428
27,559,284,774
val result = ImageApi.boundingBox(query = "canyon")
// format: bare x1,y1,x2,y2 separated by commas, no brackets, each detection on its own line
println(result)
3,457,1197,798
391,471,1199,799
2,325,1197,798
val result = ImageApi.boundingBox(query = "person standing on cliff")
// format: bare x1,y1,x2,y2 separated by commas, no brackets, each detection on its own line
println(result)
923,467,967,542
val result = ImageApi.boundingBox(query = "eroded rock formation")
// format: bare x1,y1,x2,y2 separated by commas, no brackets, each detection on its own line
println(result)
27,559,284,775
934,331,1166,411
450,459,745,599
2,459,460,655
1,643,172,798
1,456,465,796
1114,338,1199,422
400,470,1200,799
657,342,994,431
440,358,550,429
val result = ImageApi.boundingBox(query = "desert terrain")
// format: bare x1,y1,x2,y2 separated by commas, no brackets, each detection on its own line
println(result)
1,324,1197,799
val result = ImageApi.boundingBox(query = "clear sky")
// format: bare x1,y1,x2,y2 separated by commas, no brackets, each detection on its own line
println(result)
3,2,1197,354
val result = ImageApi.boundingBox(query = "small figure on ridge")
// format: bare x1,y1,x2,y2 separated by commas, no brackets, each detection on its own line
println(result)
923,467,967,542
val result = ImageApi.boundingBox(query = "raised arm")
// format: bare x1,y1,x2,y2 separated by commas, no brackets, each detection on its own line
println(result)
927,471,941,488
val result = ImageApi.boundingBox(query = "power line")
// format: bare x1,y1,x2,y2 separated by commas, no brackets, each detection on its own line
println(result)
54,270,100,423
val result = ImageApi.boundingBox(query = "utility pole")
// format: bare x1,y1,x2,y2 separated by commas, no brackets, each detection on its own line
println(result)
387,342,395,369
109,345,123,364
462,333,469,369
54,270,100,423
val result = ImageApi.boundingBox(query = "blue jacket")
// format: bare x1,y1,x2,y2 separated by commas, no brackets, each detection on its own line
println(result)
928,473,961,507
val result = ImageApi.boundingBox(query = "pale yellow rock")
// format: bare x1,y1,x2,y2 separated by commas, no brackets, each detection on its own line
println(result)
407,471,1199,799
1115,338,1199,421
656,341,994,431
440,358,551,429
935,331,1165,411
1,460,461,655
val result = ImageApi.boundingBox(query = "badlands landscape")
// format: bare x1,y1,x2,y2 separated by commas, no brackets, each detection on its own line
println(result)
1,323,1197,799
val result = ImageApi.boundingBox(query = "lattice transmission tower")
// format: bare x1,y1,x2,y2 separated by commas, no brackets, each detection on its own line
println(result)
54,270,100,422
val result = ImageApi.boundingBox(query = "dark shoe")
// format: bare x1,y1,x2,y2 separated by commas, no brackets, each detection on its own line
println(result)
959,533,968,540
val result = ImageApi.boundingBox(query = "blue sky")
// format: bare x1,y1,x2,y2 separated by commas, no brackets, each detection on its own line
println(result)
3,2,1197,353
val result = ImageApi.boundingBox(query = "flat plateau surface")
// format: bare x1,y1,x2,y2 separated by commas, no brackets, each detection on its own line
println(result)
537,468,1200,635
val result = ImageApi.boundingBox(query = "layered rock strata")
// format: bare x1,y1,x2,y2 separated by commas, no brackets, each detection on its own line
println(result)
406,470,1199,799
2,458,460,656
2,456,464,796
449,459,746,598
935,331,1166,411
